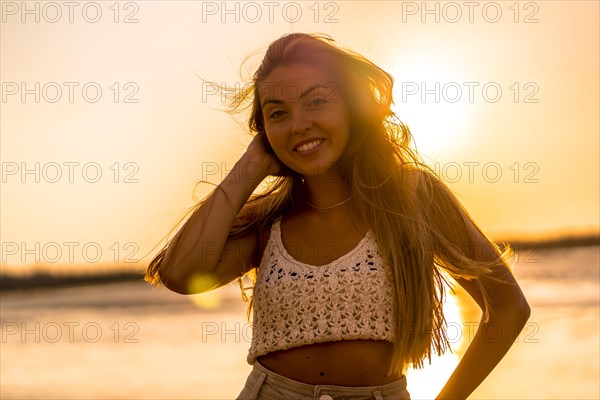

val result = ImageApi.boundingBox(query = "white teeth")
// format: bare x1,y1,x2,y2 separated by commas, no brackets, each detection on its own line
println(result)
296,140,323,152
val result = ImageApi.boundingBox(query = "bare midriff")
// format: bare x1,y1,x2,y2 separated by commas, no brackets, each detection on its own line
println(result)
256,339,401,386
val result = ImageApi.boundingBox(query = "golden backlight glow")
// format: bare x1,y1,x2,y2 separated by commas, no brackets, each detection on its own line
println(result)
1,1,598,399
405,289,463,397
188,274,223,310
389,54,473,159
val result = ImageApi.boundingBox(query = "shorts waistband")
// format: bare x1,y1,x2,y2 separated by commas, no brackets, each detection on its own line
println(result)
252,359,409,397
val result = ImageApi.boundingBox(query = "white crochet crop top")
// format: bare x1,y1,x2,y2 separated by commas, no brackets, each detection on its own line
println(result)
247,217,396,365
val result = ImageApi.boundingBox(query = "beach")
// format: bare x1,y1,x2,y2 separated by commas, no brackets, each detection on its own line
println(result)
1,245,598,399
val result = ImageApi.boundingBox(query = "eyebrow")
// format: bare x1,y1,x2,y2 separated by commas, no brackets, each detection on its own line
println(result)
261,83,321,108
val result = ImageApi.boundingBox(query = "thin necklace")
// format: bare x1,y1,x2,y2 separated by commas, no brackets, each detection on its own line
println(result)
303,196,353,210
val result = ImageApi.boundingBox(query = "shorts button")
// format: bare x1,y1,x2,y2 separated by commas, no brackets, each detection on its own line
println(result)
319,395,333,400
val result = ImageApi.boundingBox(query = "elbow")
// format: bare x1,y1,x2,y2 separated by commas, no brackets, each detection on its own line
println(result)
147,246,189,295
157,259,196,295
162,281,192,296
148,243,216,295
512,295,532,326
512,290,531,324
157,265,190,295
520,297,532,324
511,298,531,337
159,261,219,295
490,294,531,328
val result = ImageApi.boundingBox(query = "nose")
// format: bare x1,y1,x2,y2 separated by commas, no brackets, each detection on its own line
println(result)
290,109,312,134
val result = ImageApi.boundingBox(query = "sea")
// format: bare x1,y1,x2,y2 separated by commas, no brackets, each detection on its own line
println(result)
1,245,598,399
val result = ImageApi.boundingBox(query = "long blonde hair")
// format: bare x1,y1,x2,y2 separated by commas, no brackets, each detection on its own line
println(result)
145,33,513,375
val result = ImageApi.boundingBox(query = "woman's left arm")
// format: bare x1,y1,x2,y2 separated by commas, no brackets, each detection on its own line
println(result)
436,213,531,400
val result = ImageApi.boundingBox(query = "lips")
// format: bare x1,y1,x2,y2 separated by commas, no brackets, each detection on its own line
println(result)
294,139,324,153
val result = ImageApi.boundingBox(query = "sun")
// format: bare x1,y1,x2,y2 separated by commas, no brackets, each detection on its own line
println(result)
388,54,475,161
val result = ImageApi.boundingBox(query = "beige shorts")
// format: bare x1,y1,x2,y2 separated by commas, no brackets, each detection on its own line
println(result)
237,360,411,400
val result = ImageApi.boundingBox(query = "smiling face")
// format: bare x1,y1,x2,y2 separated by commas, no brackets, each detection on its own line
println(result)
259,63,351,177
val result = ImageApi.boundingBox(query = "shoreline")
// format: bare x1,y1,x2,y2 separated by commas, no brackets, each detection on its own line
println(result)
0,271,144,292
500,233,599,250
2,235,598,292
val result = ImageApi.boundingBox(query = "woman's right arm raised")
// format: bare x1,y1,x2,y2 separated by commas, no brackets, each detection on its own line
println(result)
158,135,283,295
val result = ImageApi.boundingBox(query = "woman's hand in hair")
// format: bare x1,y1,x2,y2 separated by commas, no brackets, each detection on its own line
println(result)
244,133,294,178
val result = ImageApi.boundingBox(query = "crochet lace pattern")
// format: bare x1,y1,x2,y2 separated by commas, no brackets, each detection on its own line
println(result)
247,218,396,365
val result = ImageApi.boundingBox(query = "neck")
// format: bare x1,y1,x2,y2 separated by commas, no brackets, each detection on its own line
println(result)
301,168,352,211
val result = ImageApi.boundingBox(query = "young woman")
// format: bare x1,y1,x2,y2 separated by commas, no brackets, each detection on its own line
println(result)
145,33,530,400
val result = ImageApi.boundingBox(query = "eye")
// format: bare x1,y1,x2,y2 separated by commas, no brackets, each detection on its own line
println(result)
269,110,285,119
309,97,327,107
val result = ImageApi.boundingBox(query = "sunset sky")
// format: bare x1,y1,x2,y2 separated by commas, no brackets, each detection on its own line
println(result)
1,1,598,269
